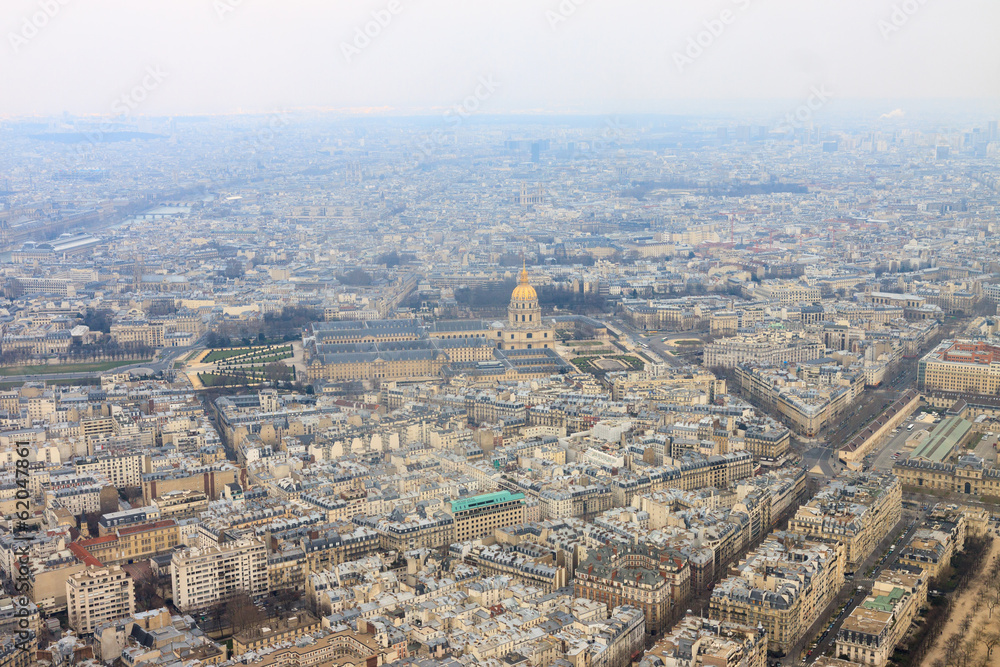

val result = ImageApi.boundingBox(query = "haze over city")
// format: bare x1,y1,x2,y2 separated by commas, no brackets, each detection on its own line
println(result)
1,0,999,117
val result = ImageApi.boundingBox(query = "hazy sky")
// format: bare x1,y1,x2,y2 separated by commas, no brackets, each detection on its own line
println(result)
2,0,998,118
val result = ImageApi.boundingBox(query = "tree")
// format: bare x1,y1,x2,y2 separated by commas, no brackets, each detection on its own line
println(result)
376,250,401,267
263,362,292,383
147,301,177,317
83,309,114,334
119,486,144,506
226,591,264,636
270,588,300,615
980,630,1000,658
132,569,161,612
338,268,373,286
224,259,245,279
81,512,101,537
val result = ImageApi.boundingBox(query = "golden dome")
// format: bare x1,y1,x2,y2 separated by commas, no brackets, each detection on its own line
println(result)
511,267,537,302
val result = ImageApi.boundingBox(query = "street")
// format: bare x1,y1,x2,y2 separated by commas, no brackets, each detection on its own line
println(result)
609,318,686,368
790,511,924,664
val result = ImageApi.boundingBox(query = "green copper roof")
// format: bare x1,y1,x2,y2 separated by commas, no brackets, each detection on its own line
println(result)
449,491,524,513
862,587,906,612
911,416,973,463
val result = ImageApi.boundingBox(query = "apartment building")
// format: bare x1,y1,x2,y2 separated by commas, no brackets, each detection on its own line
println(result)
709,535,846,653
575,544,690,636
81,416,115,443
45,482,106,517
704,331,824,369
170,538,269,611
896,517,966,579
109,320,165,348
224,627,381,667
743,424,792,460
301,526,379,571
610,451,755,507
465,393,527,427
66,565,135,635
74,453,146,490
735,365,858,437
835,569,926,667
754,282,822,305
153,489,210,518
141,462,240,504
356,510,455,551
917,340,1000,395
787,472,902,566
642,615,768,667
470,543,568,593
232,611,321,657
447,491,526,542
79,519,180,565
97,506,161,536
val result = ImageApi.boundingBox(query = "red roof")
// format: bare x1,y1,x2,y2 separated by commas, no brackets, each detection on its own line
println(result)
79,534,118,547
68,543,103,568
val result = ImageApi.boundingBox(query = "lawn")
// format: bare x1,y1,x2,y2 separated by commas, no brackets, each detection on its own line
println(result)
0,360,151,376
206,346,292,364
0,378,100,389
616,356,644,368
203,348,254,363
219,351,292,366
571,355,643,373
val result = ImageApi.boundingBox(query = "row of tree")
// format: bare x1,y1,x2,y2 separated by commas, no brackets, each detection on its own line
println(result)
206,306,322,346
911,535,994,667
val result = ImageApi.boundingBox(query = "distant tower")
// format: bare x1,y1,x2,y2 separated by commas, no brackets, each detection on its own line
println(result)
132,254,144,293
